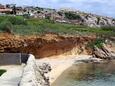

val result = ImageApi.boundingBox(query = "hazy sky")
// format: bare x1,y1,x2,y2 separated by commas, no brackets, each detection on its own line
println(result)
0,0,115,18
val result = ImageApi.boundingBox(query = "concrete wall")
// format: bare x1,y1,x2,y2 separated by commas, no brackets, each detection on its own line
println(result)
0,53,21,65
19,54,50,86
19,54,43,86
21,53,29,64
0,53,28,65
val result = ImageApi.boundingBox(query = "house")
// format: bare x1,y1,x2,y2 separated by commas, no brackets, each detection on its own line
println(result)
16,7,24,15
0,4,12,14
0,8,12,14
0,4,5,9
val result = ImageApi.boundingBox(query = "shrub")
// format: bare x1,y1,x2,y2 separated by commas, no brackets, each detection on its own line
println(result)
87,38,105,49
0,20,13,33
7,16,27,25
97,17,100,24
65,12,82,20
58,11,63,16
23,14,30,19
0,69,6,76
0,16,27,25
101,26,115,31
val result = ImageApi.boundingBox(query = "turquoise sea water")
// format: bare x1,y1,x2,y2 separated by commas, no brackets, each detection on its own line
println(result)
52,60,115,86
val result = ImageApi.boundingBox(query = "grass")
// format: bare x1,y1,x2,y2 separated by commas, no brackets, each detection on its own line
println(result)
0,69,6,76
0,15,114,37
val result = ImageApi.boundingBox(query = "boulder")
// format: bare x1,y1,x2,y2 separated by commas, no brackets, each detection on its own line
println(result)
94,44,115,59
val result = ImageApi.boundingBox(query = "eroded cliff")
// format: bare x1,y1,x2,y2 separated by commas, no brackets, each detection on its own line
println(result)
0,33,96,58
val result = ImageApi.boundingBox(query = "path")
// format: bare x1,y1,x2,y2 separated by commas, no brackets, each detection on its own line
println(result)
0,65,23,86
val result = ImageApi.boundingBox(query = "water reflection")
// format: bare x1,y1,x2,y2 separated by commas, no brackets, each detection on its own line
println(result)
52,60,115,86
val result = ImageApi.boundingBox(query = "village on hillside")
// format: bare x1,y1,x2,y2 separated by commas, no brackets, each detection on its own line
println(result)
0,4,115,27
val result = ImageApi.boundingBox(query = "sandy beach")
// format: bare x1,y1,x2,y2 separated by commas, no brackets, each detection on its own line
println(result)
36,55,95,84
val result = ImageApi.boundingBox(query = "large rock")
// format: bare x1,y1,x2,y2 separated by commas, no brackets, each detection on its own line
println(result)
55,10,115,27
94,43,115,59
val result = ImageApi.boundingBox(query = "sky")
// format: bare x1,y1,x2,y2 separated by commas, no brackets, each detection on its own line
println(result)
0,0,115,18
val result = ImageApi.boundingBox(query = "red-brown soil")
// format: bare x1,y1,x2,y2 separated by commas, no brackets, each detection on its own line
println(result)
0,33,96,58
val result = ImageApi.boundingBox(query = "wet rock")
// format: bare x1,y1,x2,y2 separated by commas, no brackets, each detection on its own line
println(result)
75,57,102,63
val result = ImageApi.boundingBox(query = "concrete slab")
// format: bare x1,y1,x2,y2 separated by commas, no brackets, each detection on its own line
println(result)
0,65,23,86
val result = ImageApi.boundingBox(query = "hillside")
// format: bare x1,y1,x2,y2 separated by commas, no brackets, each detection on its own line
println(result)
0,4,115,28
50,9,115,27
0,16,115,37
21,7,115,27
0,7,115,59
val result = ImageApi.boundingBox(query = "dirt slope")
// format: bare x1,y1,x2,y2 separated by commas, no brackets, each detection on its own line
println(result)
0,33,96,58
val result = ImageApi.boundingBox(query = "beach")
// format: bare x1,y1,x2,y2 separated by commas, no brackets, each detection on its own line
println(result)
36,55,95,84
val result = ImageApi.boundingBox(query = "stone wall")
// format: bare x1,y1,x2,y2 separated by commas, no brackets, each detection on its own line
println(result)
19,54,51,86
0,53,21,65
0,53,28,65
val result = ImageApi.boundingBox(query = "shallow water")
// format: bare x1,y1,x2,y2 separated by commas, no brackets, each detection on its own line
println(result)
52,60,115,86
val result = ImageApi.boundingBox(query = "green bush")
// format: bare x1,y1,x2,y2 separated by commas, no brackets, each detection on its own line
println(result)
7,16,27,25
0,69,6,76
87,38,105,49
23,14,30,19
101,26,115,31
97,17,100,24
58,11,63,16
65,12,82,20
0,16,27,25
0,20,13,33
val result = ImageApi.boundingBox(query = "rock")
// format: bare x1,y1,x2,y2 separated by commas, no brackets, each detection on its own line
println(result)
75,56,102,63
51,10,115,27
94,43,115,59
39,63,52,73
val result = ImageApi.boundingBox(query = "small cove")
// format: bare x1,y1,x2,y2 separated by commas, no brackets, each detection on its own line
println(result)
52,60,115,86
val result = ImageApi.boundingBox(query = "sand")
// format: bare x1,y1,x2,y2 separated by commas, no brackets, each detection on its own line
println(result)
36,55,94,84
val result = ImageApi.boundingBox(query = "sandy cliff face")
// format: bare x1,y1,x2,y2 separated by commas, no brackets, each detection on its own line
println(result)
0,33,96,58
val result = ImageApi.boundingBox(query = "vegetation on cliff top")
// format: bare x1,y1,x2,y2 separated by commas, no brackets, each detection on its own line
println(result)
0,16,114,36
87,38,105,49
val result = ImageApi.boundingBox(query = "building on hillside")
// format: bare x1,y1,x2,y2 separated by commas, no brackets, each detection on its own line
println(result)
0,4,13,14
16,7,24,15
0,4,5,9
0,8,12,13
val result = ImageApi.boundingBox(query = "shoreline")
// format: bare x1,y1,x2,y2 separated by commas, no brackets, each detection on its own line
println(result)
36,55,99,85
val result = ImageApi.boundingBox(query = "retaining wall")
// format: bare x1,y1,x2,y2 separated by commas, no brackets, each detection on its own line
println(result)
0,53,28,65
